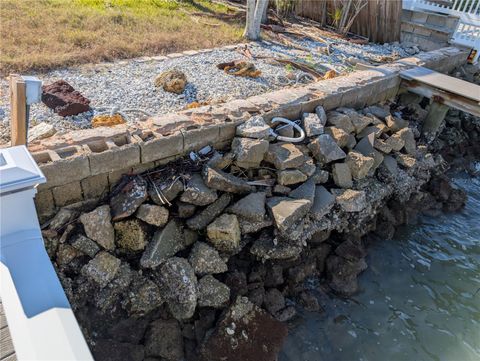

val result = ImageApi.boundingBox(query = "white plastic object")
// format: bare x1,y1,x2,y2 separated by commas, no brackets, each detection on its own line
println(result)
21,76,42,105
0,146,93,360
270,117,306,143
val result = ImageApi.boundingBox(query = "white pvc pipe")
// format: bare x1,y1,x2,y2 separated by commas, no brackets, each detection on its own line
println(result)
270,117,306,142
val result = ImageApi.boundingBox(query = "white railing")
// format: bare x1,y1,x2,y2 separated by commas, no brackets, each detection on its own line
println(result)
404,0,480,62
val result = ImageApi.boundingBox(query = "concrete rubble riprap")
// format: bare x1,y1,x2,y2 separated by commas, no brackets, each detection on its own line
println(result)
44,96,472,361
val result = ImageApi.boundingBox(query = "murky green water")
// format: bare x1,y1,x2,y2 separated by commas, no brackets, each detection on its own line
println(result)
281,172,480,361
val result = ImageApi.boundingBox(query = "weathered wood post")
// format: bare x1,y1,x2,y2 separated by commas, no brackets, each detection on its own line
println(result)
422,100,449,141
9,74,27,146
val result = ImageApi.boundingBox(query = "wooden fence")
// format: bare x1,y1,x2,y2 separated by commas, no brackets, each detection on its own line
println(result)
294,0,402,43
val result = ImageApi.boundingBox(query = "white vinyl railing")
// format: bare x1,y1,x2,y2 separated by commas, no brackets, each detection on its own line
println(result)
404,0,480,62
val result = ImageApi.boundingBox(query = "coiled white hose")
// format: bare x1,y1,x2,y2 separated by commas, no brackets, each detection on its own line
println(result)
270,117,305,143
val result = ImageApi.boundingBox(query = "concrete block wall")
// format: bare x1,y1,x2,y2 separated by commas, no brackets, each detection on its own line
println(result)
401,9,460,51
32,47,468,222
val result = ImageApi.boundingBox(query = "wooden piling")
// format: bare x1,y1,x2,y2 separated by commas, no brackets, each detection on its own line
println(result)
9,74,27,146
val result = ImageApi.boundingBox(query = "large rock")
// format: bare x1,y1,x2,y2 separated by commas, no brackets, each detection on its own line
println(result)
186,193,232,230
326,255,367,296
159,257,198,320
189,242,228,275
180,173,218,206
327,111,355,133
332,163,353,188
228,192,266,221
315,105,328,125
202,166,253,194
350,114,372,134
41,80,91,116
289,179,315,203
277,169,307,186
207,214,241,252
325,126,349,148
232,137,269,169
114,219,149,252
154,69,187,94
136,204,169,227
250,235,303,261
28,122,56,142
354,133,375,157
398,127,416,155
198,275,230,308
122,276,163,316
71,234,100,258
264,143,305,170
308,134,347,164
385,114,408,132
145,319,184,360
267,197,311,233
336,189,367,212
149,178,184,205
374,138,392,153
80,205,115,251
310,186,335,220
110,176,148,221
238,216,273,234
385,132,405,151
345,151,374,180
140,219,185,268
81,251,121,288
199,297,288,361
302,112,324,137
236,116,270,139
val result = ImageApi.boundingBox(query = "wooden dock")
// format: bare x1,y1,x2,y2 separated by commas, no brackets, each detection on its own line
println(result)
0,301,16,361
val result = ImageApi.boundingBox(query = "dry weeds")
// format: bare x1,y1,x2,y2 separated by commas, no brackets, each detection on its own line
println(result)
0,0,244,75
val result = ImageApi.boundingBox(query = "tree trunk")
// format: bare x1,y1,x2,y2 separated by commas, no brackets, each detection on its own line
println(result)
243,0,268,40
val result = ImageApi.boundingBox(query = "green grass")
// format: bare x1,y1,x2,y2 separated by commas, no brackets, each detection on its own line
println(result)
0,0,243,75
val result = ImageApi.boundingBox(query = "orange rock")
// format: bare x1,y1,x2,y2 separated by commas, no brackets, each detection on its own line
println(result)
91,114,126,128
324,70,336,79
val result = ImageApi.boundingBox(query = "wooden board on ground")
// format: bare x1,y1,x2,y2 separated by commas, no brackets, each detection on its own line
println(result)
0,302,16,361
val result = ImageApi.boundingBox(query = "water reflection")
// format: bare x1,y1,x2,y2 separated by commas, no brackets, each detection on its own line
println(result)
281,173,480,361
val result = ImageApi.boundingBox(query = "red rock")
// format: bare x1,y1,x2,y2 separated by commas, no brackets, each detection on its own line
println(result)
199,297,288,361
41,80,91,117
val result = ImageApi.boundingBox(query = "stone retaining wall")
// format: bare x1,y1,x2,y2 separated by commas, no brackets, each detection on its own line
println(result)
33,47,468,222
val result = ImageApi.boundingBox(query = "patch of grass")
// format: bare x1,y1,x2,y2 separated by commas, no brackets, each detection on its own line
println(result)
0,0,243,75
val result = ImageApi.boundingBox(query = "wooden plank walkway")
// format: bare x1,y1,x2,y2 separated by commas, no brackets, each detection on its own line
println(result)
0,301,16,361
400,66,480,117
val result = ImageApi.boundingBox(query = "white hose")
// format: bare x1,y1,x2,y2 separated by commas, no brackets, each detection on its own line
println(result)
270,117,305,143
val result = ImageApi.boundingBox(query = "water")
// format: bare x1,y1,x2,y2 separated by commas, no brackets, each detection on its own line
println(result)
281,173,480,361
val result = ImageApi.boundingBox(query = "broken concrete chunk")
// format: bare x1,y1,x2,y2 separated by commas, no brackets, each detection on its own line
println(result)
136,204,169,227
385,114,408,132
312,168,329,184
336,189,367,212
186,193,232,230
309,134,347,164
357,124,386,139
332,163,353,188
123,276,164,317
140,219,185,268
396,153,417,168
382,155,399,176
346,151,374,180
159,257,198,320
325,126,350,148
176,201,196,218
350,114,372,134
71,234,100,258
145,319,184,360
189,241,228,275
267,197,311,233
315,105,328,125
371,149,384,173
80,205,115,251
264,143,305,170
238,216,273,234
354,132,375,157
374,138,392,153
310,186,335,220
299,158,316,177
385,131,405,151
110,176,148,221
398,127,416,155
289,179,315,203
180,173,218,206
228,192,266,221
202,166,253,194
198,275,230,308
236,116,270,139
302,112,324,137
327,111,355,133
82,251,121,288
149,178,184,205
199,297,288,361
277,169,308,186
232,137,269,169
207,214,241,253
346,134,357,150
250,235,302,261
208,151,234,170
49,207,77,231
363,105,389,120
114,219,149,252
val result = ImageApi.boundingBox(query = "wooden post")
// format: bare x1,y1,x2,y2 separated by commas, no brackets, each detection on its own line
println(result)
9,74,27,146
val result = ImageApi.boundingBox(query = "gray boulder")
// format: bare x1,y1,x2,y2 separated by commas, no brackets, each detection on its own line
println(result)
80,205,115,251
228,192,266,221
180,173,218,206
232,137,269,169
198,275,230,308
310,186,335,220
336,189,367,212
266,197,312,233
308,134,346,164
264,143,305,170
136,204,169,227
202,166,253,194
82,251,121,288
207,214,241,253
236,116,270,139
189,242,228,275
186,193,232,230
110,176,148,221
302,112,324,137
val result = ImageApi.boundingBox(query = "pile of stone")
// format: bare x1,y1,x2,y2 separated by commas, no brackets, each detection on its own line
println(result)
43,101,447,361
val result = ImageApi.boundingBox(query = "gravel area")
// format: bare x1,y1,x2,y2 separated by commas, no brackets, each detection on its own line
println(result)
0,34,415,144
